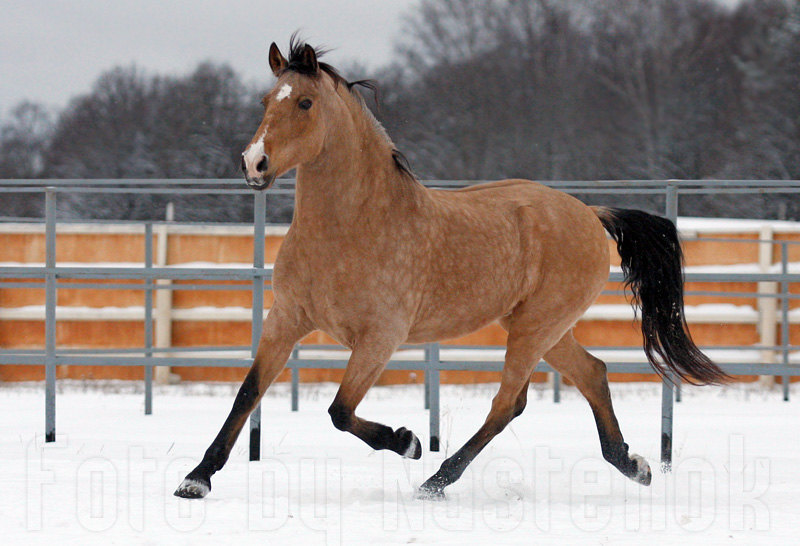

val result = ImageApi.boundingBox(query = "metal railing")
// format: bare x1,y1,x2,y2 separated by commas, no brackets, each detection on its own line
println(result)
0,179,799,469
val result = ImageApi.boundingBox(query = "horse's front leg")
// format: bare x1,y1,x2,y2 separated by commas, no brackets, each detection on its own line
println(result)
327,335,422,459
174,305,311,499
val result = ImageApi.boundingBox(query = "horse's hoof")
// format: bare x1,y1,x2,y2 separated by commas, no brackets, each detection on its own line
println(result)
397,427,422,460
630,454,652,486
414,484,446,501
174,477,211,499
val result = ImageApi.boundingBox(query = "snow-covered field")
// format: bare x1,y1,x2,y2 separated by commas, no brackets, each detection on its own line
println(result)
1,380,797,545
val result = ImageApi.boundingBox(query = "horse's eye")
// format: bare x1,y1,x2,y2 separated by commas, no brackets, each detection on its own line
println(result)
298,98,313,110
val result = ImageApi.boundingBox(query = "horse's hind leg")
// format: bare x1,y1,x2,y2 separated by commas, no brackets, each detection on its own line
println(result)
544,331,651,485
417,325,548,499
174,305,311,499
328,336,422,459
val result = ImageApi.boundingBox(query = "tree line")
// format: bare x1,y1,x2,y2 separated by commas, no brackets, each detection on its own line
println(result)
1,0,798,221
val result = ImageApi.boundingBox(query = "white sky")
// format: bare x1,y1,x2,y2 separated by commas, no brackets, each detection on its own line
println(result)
0,0,418,116
0,0,745,118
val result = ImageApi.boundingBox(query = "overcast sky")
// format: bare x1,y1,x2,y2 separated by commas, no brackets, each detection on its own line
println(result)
0,0,746,118
0,0,418,116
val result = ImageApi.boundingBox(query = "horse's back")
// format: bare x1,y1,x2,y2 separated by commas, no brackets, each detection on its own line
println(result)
433,178,601,240
452,178,547,194
442,178,581,212
457,178,610,299
406,178,609,343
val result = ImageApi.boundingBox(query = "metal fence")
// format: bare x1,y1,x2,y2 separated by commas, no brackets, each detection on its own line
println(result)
0,179,799,469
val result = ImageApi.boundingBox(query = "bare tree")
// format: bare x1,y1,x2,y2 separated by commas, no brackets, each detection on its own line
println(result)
0,101,53,217
3,0,800,221
0,101,52,178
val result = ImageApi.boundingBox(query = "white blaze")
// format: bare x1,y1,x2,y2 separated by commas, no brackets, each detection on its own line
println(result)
276,84,292,101
243,130,266,170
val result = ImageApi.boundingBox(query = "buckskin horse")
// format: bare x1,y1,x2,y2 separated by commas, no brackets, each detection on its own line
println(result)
175,38,726,501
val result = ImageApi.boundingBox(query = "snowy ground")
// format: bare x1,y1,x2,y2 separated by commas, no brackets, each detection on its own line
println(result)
1,380,797,545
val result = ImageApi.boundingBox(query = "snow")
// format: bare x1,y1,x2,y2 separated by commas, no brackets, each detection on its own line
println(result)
610,261,800,275
2,380,797,544
677,217,800,235
1,216,800,237
0,223,289,236
6,259,800,277
0,302,763,324
585,303,759,323
0,261,265,269
4,343,793,365
0,305,265,322
0,216,799,238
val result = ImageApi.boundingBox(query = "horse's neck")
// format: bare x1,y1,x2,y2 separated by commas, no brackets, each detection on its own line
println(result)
293,116,426,231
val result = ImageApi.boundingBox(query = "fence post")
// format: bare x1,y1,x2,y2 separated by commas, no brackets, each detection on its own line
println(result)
669,185,683,402
757,226,777,388
428,342,440,452
44,188,57,442
660,182,679,470
144,222,154,415
154,203,174,384
553,371,561,403
291,346,299,412
424,344,431,409
249,190,267,461
781,242,790,401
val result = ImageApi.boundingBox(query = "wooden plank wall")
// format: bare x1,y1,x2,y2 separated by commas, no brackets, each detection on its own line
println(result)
1,222,798,384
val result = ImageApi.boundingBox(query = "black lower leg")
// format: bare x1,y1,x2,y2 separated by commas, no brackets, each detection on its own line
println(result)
419,390,523,498
592,410,649,483
328,403,421,458
418,419,503,498
420,448,474,491
183,443,227,487
356,422,420,457
418,444,475,495
599,436,638,477
176,370,261,496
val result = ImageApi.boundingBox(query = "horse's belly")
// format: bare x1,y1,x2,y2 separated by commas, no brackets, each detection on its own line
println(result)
405,289,517,344
406,317,500,344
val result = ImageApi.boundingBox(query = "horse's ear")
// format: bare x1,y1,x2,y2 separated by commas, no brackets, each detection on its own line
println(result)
268,42,288,76
299,44,319,73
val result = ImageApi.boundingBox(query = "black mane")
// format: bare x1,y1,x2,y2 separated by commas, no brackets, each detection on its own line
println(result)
284,33,342,81
281,34,417,181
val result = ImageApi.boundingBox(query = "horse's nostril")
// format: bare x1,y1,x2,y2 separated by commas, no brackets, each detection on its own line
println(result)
256,156,268,173
240,156,247,173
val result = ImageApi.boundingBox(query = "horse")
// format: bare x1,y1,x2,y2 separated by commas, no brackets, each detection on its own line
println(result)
174,38,727,501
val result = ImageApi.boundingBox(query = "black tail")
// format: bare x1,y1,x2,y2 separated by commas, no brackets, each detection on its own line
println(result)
594,207,729,385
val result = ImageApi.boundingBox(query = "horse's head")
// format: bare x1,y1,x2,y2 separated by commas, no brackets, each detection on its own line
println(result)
241,39,342,190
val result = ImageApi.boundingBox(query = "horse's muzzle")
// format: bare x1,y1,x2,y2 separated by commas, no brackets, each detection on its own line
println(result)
242,154,275,191
244,173,275,191
241,151,274,190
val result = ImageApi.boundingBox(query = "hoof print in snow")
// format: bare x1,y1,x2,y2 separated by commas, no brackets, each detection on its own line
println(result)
414,485,446,501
